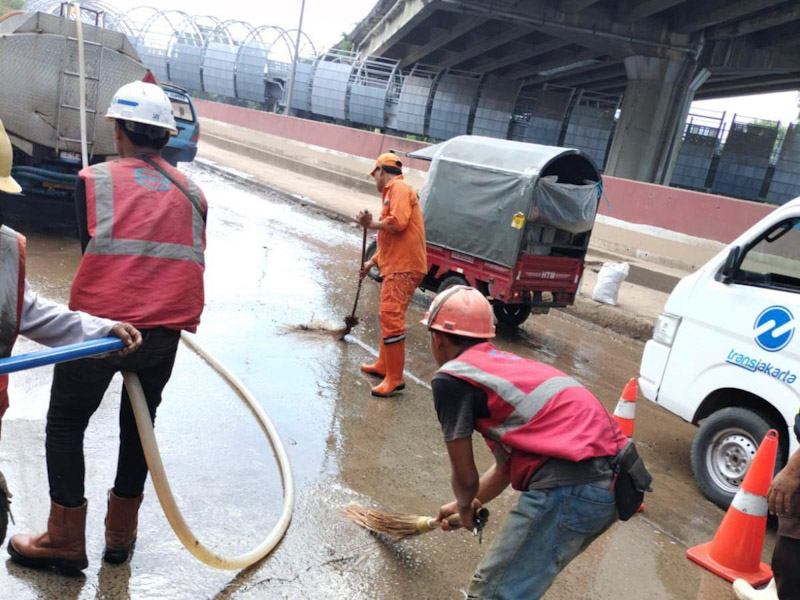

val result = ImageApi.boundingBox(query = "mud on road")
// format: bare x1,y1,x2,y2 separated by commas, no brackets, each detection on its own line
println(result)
0,166,760,599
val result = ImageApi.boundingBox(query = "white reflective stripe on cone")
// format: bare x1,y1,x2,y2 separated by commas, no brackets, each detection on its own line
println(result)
730,488,768,517
613,400,637,420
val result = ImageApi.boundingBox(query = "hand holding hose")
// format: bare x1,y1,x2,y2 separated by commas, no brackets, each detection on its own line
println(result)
110,323,142,357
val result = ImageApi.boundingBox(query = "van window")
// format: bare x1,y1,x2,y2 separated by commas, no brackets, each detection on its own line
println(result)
735,218,800,292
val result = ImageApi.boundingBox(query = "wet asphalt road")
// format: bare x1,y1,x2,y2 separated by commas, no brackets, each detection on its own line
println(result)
0,166,763,599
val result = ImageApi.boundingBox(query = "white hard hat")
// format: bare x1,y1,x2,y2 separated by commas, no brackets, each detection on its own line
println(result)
105,81,177,134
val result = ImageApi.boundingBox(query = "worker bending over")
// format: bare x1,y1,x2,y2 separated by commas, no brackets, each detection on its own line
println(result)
9,82,207,573
424,286,642,599
356,153,426,397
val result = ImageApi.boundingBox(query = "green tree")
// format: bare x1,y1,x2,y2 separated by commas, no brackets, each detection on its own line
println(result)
337,32,354,53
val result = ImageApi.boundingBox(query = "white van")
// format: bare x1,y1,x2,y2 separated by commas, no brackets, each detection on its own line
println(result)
639,198,800,509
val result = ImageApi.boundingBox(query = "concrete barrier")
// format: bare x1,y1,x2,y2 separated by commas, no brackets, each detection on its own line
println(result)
194,99,431,172
599,177,776,245
195,100,777,245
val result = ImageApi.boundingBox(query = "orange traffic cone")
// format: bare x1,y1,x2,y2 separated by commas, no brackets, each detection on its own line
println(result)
686,430,778,586
613,378,637,437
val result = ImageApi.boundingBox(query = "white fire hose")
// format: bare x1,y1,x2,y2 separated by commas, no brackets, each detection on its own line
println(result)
0,334,295,570
122,332,295,570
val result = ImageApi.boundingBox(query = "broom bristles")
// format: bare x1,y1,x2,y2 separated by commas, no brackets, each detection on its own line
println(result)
343,504,436,540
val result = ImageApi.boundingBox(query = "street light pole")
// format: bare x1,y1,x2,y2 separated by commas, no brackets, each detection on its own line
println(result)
285,0,307,117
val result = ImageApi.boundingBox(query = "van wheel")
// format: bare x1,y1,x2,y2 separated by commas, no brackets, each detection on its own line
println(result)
690,407,784,509
493,303,532,327
437,275,468,293
363,241,383,283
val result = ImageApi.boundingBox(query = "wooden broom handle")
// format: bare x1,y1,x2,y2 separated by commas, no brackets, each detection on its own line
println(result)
443,506,490,528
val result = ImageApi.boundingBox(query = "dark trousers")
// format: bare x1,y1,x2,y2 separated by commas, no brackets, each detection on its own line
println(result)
774,535,800,599
46,328,181,507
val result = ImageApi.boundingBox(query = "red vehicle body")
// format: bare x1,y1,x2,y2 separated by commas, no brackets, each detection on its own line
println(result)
424,245,584,306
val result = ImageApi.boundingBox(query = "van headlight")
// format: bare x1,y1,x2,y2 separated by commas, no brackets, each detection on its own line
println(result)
653,313,681,347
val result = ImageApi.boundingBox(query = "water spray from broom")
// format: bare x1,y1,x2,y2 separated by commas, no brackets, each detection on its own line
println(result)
288,226,368,340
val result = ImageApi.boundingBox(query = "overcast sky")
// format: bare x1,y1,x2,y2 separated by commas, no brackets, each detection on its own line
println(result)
106,0,799,127
112,0,376,51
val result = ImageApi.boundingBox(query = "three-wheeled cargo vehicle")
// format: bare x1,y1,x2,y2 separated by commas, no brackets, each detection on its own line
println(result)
366,135,602,326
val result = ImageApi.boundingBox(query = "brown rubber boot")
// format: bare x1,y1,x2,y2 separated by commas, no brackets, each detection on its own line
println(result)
7,500,88,573
371,340,406,397
103,489,144,564
360,342,387,377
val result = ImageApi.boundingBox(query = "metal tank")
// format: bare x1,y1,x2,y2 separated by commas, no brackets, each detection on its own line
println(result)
0,10,146,159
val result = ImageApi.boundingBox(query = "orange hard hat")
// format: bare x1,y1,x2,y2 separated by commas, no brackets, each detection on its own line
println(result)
369,152,403,176
421,285,496,339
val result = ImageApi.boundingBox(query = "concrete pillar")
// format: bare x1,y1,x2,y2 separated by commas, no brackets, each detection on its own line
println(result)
605,55,708,184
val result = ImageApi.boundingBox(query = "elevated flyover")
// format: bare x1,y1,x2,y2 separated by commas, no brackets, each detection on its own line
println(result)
349,0,800,185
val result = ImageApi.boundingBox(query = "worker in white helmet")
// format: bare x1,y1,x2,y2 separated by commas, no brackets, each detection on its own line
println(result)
8,81,207,574
0,118,141,543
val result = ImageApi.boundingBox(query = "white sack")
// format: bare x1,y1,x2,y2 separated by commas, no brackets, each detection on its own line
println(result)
592,262,630,306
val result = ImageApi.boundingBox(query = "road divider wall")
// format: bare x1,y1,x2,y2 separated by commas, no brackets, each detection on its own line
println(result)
195,99,776,246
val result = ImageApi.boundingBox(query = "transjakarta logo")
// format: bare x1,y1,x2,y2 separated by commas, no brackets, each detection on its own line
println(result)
726,349,797,385
725,306,797,386
754,306,795,352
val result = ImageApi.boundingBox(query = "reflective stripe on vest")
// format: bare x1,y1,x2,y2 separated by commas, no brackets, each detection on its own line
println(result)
86,162,205,265
0,225,23,358
440,359,581,442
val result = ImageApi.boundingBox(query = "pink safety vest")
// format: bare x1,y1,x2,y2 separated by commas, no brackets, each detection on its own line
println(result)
437,342,625,491
70,155,207,332
0,225,26,437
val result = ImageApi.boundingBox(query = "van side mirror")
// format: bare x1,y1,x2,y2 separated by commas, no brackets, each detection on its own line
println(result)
716,246,741,284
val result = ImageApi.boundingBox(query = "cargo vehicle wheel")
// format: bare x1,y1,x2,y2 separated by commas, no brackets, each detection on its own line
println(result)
493,303,531,327
690,407,784,509
364,241,383,283
438,275,468,293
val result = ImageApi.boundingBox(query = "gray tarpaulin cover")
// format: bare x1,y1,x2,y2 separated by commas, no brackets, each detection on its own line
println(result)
413,136,599,268
534,176,598,234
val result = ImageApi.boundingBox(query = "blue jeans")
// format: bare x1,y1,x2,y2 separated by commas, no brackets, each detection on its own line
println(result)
467,481,618,600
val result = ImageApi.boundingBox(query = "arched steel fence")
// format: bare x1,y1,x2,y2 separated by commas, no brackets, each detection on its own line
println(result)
22,0,630,168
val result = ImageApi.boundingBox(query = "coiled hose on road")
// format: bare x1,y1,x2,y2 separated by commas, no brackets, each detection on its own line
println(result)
0,334,295,570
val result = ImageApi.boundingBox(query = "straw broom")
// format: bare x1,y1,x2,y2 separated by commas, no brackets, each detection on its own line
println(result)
343,504,490,541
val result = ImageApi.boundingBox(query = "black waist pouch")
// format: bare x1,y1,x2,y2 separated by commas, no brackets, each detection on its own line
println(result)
611,440,653,521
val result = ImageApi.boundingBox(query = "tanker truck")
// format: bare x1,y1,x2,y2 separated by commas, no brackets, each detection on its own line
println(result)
0,6,198,231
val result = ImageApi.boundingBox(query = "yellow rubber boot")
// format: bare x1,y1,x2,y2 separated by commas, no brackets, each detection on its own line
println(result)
360,342,386,377
371,340,406,397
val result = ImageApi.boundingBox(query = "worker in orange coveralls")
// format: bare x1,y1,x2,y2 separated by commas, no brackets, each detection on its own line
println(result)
356,153,427,397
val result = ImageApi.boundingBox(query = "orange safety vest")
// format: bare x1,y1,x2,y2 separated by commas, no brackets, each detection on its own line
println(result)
70,155,207,332
0,225,26,438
